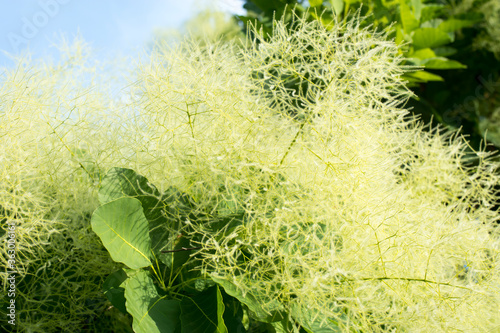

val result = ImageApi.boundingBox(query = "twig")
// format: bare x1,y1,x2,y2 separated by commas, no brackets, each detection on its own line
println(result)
161,247,202,253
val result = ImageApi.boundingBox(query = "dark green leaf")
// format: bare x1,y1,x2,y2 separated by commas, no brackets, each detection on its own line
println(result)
438,19,478,32
125,270,181,333
173,237,194,271
99,168,159,206
432,46,456,57
180,285,227,333
103,269,128,314
220,289,246,333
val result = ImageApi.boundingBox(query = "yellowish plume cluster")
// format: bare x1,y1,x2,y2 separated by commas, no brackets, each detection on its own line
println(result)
1,12,498,332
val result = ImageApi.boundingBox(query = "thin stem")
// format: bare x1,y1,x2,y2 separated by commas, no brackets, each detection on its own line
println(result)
279,121,306,166
352,277,475,292
161,246,202,253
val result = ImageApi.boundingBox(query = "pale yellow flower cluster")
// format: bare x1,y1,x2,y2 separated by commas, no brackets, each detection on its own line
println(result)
1,12,498,332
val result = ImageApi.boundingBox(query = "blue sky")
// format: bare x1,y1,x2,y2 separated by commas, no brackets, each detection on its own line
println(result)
0,0,245,68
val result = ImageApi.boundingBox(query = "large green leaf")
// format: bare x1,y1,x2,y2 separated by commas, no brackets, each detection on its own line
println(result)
124,270,181,333
91,197,152,269
98,167,197,259
180,285,227,333
98,167,163,222
412,27,452,49
211,276,286,323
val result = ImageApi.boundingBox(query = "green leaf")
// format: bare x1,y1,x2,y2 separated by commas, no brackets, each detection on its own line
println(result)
124,270,181,333
330,0,344,17
410,0,422,21
98,168,168,254
433,46,457,57
180,285,228,333
91,197,152,269
211,276,285,323
219,289,246,333
422,58,466,69
420,18,443,29
438,19,477,33
310,0,323,7
98,167,163,223
215,287,227,333
395,27,404,45
161,235,205,287
403,71,444,83
271,318,296,333
412,27,452,49
103,269,128,314
410,47,436,59
194,278,217,293
98,167,197,260
399,0,419,33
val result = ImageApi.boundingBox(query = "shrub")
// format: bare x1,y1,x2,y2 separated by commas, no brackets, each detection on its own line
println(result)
1,11,499,333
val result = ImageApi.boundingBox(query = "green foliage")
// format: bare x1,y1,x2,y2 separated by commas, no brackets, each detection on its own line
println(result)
124,270,181,333
179,285,227,333
90,168,248,332
453,0,500,59
92,198,152,269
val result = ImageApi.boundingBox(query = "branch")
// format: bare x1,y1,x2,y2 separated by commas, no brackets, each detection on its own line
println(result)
161,247,202,253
